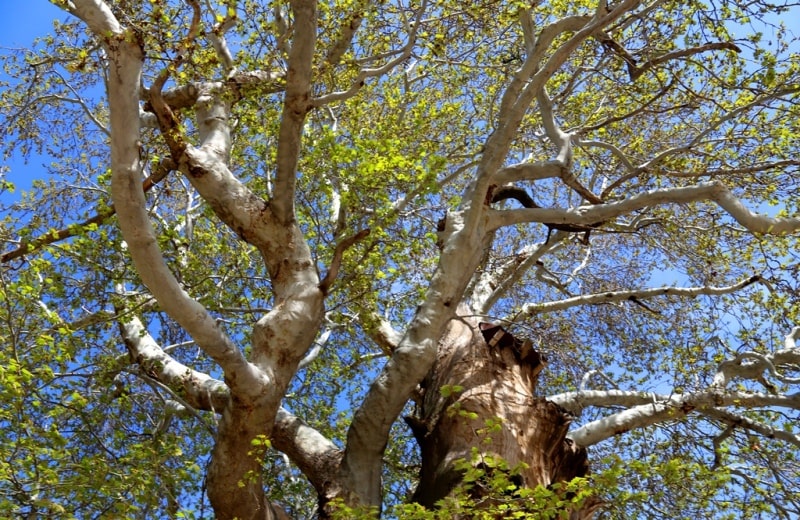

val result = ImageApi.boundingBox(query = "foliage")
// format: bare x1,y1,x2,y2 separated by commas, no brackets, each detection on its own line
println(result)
1,0,800,518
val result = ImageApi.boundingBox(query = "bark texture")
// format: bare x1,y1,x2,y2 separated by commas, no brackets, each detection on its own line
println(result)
408,317,598,518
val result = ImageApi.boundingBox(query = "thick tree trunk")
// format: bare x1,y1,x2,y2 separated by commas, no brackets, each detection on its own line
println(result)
408,317,600,518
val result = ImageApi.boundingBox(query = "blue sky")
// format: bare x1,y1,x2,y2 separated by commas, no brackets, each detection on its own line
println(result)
0,3,67,48
1,3,73,199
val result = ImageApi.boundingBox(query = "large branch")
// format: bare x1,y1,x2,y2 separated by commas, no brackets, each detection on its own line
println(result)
323,2,366,68
139,71,284,128
489,181,800,234
68,1,262,396
119,315,230,412
272,408,342,494
521,275,763,316
493,159,565,185
63,0,121,34
476,1,639,224
120,312,341,494
555,389,800,447
271,0,317,224
549,388,800,417
552,326,800,448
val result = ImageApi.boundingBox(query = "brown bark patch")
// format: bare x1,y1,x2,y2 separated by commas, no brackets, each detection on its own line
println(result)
409,318,596,517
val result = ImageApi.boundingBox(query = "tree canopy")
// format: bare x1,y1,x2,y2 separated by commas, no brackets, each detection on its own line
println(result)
1,0,800,518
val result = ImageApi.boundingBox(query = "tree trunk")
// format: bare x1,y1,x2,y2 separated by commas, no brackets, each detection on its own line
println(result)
408,317,600,518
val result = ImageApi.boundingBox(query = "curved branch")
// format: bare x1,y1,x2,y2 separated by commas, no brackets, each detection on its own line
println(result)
319,228,370,295
85,6,259,394
208,3,238,73
713,327,800,388
119,314,230,412
561,389,800,446
63,0,122,35
598,34,741,82
489,181,800,235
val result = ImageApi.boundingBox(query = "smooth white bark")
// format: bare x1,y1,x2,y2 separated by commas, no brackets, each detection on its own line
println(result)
120,315,230,412
489,181,800,235
522,275,764,315
556,389,800,446
552,326,800,448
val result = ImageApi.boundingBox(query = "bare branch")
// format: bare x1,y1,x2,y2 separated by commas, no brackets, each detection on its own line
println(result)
580,370,619,391
560,389,800,446
577,78,677,135
119,314,229,413
522,274,763,316
489,181,800,235
576,139,636,173
713,327,800,388
701,407,800,449
2,157,175,263
271,0,317,224
206,0,238,73
470,238,567,315
53,69,110,137
599,36,742,82
319,229,370,295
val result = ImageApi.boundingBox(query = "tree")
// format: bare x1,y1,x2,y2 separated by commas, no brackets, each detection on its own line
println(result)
1,0,800,517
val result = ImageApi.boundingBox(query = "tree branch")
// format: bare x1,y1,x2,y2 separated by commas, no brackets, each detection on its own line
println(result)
713,326,800,388
272,0,317,224
559,389,800,446
493,159,565,185
598,35,741,81
319,229,370,295
323,2,366,68
272,408,342,494
76,1,261,395
701,407,800,449
522,274,763,316
2,158,175,263
489,181,800,235
311,1,425,107
119,314,230,413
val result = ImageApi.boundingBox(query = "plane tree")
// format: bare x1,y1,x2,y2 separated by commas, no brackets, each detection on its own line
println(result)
1,0,800,518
